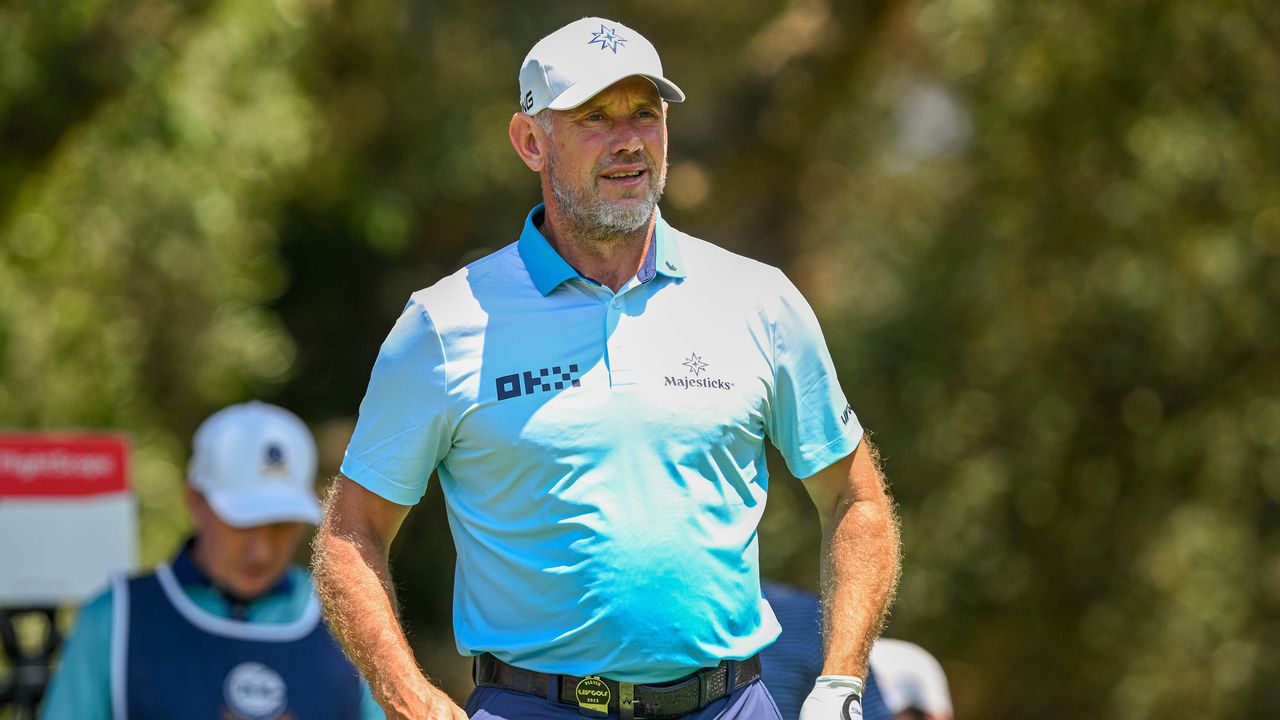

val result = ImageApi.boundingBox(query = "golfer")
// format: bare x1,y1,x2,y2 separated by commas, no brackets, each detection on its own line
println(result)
313,16,900,720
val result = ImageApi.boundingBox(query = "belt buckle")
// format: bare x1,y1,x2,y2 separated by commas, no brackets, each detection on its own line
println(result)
574,675,610,717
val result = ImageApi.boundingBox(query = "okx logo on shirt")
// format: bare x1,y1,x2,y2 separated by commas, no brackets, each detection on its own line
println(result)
495,362,584,401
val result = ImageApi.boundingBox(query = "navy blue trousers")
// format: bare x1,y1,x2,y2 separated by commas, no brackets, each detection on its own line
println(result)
465,679,783,719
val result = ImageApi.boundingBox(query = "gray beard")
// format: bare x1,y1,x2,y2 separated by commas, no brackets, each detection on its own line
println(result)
548,153,667,240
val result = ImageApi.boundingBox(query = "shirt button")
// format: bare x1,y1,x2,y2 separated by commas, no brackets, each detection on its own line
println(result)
611,299,621,309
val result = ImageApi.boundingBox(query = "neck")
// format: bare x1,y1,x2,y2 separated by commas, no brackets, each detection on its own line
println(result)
540,202,654,292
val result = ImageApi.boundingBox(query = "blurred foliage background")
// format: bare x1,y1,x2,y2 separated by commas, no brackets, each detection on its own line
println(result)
3,0,1280,717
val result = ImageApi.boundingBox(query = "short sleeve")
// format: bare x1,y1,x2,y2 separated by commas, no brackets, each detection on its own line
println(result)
40,587,114,720
341,298,452,505
765,272,864,478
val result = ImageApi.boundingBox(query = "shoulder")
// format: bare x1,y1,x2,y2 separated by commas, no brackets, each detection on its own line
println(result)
40,581,131,720
70,581,123,634
50,574,143,671
83,567,165,618
669,227,788,286
666,226,806,322
408,243,524,319
371,245,521,359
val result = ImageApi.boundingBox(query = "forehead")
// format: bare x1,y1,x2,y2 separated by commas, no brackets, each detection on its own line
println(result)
574,76,662,109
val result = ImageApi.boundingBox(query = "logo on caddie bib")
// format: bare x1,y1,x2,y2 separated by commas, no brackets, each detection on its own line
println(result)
223,662,288,720
575,675,611,713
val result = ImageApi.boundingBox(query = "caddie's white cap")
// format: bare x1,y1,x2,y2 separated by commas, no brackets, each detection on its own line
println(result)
187,401,323,528
519,17,685,116
869,639,955,719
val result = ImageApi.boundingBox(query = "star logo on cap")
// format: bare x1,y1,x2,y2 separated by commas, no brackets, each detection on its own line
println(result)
682,353,708,377
587,24,627,53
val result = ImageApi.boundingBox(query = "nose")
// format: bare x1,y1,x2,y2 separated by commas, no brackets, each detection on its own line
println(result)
609,117,643,155
243,526,272,561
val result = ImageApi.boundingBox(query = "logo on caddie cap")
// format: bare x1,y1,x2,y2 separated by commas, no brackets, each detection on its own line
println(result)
262,443,288,477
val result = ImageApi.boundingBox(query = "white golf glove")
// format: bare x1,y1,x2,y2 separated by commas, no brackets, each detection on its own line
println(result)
798,675,864,720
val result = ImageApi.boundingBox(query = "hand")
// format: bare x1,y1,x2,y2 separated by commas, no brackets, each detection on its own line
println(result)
382,684,468,720
422,688,468,720
798,675,864,720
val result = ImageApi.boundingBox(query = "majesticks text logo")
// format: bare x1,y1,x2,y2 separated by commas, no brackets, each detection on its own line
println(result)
665,353,734,391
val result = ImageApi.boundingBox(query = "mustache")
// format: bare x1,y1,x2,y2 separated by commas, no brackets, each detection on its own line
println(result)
595,152,659,175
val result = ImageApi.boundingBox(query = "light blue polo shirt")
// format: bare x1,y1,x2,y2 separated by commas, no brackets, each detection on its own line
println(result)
341,204,863,683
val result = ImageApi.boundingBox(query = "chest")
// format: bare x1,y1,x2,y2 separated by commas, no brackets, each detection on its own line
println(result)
448,283,773,456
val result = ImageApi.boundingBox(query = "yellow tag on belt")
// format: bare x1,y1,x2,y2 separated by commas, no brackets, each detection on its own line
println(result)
574,675,611,713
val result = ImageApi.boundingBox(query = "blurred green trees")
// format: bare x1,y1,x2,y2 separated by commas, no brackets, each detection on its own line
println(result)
2,1,1278,718
1,0,318,558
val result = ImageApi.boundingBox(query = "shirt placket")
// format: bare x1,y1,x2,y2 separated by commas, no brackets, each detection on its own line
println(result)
603,275,650,387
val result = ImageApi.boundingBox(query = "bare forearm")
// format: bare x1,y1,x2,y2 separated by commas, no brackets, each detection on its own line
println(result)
312,525,436,717
818,493,901,677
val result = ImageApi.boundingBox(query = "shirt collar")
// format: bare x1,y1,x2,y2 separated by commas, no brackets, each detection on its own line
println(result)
650,209,687,281
517,204,687,296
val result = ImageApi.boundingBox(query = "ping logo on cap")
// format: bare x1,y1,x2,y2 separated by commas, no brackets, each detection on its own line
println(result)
587,24,626,53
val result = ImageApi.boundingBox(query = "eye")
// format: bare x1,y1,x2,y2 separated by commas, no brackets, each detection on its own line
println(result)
585,112,606,122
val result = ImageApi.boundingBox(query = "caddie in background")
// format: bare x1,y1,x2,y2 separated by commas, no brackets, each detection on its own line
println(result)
867,641,953,720
757,581,954,720
759,581,894,720
41,402,385,720
314,16,901,720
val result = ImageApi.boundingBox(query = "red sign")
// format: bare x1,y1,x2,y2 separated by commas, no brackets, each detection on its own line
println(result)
0,434,130,497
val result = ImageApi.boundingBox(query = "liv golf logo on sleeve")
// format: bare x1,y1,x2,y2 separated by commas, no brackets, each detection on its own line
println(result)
665,353,735,391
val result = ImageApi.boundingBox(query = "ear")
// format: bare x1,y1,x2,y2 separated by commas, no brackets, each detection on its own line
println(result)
509,112,549,172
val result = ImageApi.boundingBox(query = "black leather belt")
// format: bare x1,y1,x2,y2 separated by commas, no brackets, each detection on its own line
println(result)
474,653,762,719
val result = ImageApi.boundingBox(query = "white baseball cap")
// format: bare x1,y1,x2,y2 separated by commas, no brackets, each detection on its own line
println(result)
187,402,323,528
869,639,954,718
519,17,685,116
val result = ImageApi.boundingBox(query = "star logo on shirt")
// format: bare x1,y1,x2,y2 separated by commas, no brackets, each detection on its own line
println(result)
682,353,709,377
666,353,734,391
587,24,627,53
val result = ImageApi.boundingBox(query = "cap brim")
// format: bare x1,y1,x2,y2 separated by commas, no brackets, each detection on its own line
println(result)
546,74,685,112
204,486,324,528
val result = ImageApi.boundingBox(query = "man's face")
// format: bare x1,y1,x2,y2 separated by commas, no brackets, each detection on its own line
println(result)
186,487,306,599
542,76,668,235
